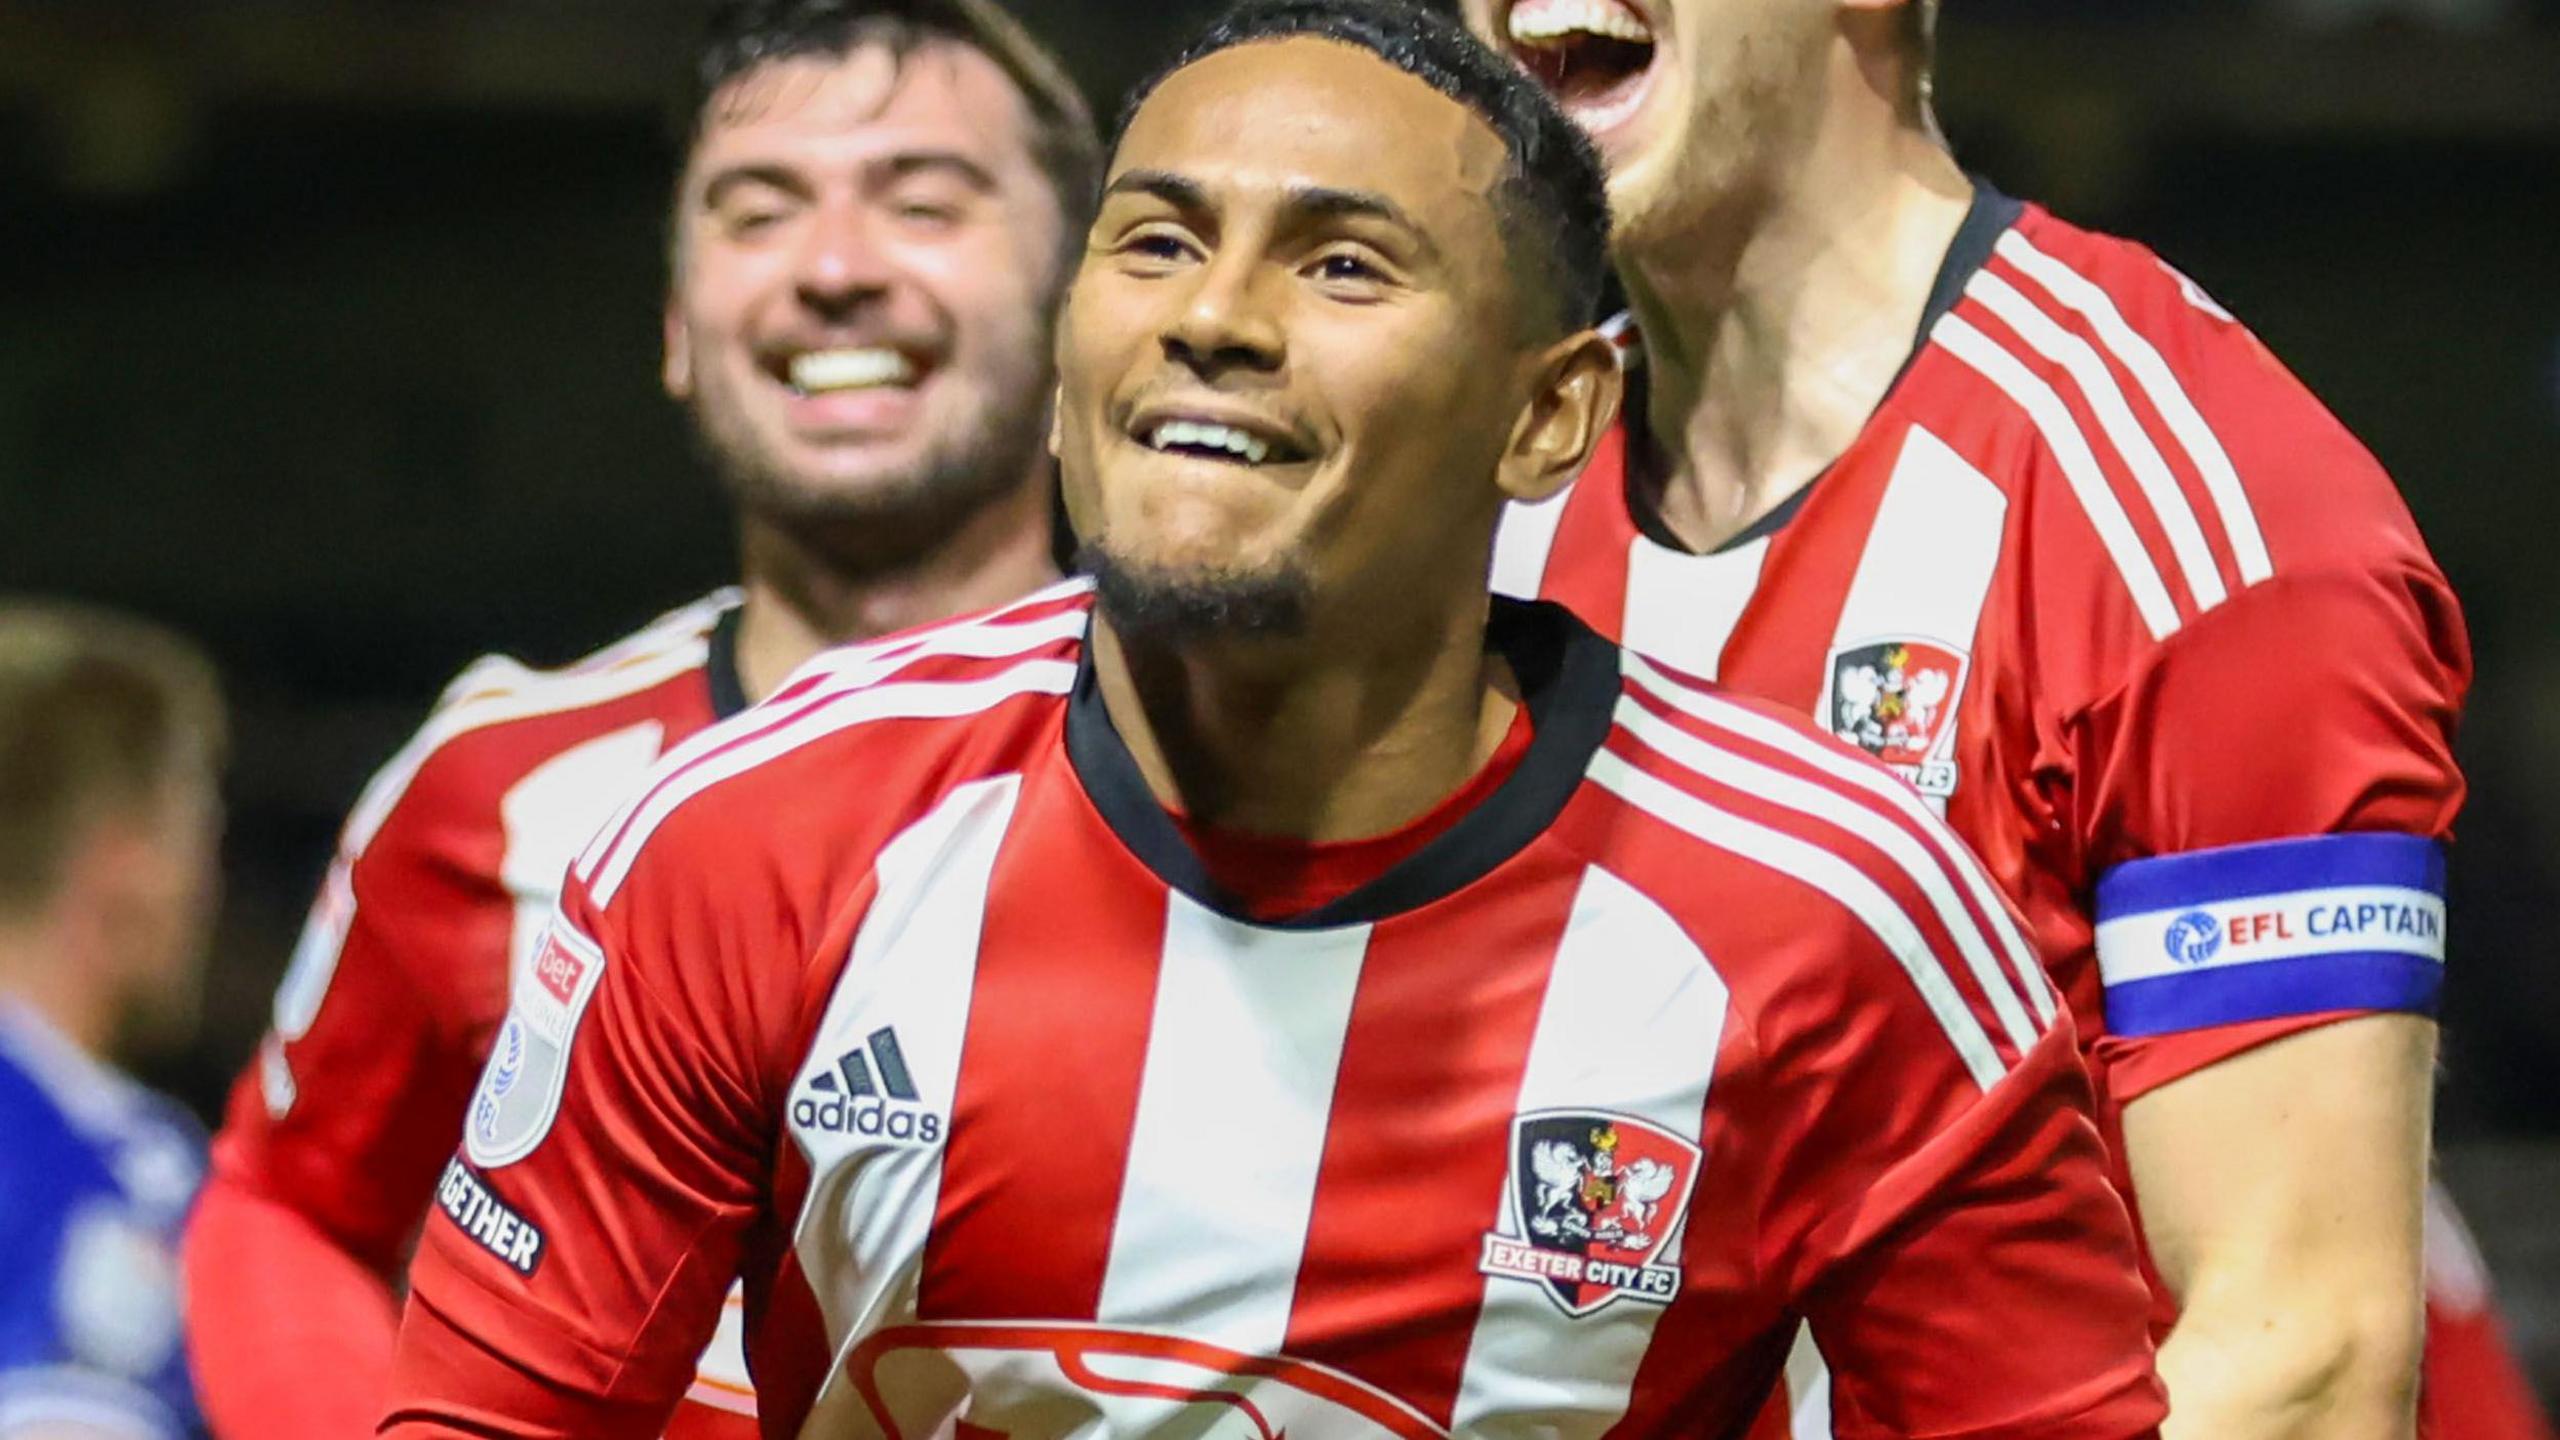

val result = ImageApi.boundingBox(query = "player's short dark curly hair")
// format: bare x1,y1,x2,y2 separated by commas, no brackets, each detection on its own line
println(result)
687,0,1104,272
1122,0,1612,338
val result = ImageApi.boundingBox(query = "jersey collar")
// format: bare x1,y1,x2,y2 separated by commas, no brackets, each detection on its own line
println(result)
706,599,751,721
1064,595,1622,929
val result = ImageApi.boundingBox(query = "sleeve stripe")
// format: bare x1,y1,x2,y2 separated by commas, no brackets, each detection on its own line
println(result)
585,659,1076,908
1993,230,2276,586
1935,312,2184,641
1623,654,2056,1027
2095,832,2444,916
1613,692,2043,1058
1965,268,2231,613
571,603,1090,888
1587,749,2009,1092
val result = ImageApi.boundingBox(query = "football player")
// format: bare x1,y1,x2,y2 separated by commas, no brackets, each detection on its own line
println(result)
1461,0,2540,1434
0,603,225,1440
179,2,1100,1435
383,5,2167,1435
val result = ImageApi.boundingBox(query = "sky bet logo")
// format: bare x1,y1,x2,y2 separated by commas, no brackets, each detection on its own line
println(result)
793,1026,943,1144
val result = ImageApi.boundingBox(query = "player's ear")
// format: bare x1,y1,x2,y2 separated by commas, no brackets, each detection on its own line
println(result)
663,304,694,401
1497,328,1622,506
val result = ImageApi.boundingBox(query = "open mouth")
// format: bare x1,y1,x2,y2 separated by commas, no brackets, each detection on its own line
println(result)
1506,0,1658,129
1133,415,1311,470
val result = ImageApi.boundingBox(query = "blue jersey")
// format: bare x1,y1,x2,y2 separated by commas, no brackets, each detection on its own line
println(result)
0,1004,205,1438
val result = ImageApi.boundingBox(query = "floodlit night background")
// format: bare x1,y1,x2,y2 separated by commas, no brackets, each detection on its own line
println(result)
3,0,2554,1402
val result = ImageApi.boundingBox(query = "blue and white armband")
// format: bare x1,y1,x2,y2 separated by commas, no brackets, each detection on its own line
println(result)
2094,833,2445,1037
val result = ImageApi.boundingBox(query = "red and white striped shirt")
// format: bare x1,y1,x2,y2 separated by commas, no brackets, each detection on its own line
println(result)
387,581,2164,1439
199,592,762,1437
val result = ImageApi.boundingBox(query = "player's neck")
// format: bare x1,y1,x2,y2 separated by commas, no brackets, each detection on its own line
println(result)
730,467,1061,704
0,925,118,1060
1622,107,1968,554
1091,601,1521,846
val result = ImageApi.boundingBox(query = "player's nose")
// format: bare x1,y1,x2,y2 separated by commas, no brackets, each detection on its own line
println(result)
1161,254,1284,378
791,196,896,319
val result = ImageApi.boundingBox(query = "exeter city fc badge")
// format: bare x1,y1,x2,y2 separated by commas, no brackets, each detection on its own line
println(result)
1479,1110,1701,1317
1826,637,1969,798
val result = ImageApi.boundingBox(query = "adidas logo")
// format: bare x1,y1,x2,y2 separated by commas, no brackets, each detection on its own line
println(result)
792,1026,944,1144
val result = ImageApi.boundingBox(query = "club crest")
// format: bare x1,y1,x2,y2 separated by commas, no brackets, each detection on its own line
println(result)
1826,637,1969,797
1480,1110,1700,1317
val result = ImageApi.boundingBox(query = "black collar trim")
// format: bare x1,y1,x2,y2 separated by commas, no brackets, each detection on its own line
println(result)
1063,597,1622,929
706,602,751,721
1622,176,2024,556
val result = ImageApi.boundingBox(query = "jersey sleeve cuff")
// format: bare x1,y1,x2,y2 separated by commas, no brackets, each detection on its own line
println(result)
2094,833,2444,1038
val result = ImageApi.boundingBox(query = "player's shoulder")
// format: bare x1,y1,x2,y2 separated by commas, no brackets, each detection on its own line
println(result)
335,590,739,861
568,579,1093,913
1581,651,2054,1084
0,1012,202,1222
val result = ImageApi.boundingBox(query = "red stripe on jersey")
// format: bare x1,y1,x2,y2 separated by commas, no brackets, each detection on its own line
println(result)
737,1142,830,1432
1280,888,1571,1424
919,783,1165,1322
1705,463,1893,712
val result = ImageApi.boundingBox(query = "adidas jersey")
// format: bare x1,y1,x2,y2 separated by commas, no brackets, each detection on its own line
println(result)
1496,186,2468,1117
385,582,2166,1440
0,1003,206,1439
198,592,762,1435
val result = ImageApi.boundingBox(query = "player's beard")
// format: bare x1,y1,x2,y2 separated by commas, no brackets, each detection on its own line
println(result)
689,374,1052,581
1080,541,1314,647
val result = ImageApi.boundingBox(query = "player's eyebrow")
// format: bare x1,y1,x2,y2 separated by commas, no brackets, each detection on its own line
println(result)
878,151,999,191
1104,170,1438,260
700,164,809,210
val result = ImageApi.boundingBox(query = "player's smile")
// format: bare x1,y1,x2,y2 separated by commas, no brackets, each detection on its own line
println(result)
1123,400,1317,474
756,336,942,439
1495,0,1665,152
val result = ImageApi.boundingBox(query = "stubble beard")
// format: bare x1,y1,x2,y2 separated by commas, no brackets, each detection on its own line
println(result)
690,368,1053,581
1610,17,1830,273
1080,540,1315,648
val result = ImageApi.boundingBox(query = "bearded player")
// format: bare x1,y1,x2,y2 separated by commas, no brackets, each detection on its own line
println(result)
1462,0,2544,1435
179,3,1100,1435
381,5,2168,1435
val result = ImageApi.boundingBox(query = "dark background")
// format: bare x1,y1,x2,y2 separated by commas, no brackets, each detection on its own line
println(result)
4,0,2554,1400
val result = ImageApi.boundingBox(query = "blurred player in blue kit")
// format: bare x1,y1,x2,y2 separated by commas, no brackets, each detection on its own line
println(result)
0,603,225,1439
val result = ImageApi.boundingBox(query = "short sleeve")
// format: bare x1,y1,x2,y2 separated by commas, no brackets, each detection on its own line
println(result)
2069,564,2469,1097
383,846,774,1439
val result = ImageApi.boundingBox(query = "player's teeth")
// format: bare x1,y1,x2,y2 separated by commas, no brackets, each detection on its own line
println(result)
790,348,914,393
1509,0,1653,44
1148,421,1272,464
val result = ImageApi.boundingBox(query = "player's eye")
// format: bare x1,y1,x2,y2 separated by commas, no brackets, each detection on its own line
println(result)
1308,248,1395,295
1117,228,1199,270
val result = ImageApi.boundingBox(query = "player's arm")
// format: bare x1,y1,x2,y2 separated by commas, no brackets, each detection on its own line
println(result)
182,746,511,1440
1779,966,2166,1438
2075,564,2468,1440
382,840,773,1439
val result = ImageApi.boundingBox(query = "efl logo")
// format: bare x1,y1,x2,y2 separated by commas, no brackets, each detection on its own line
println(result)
532,933,588,1005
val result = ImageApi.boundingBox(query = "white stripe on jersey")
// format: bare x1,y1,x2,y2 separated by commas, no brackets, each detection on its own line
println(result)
1994,231,2274,586
1623,653,2053,1027
1588,748,2007,1090
1966,270,2230,612
1615,691,2041,1056
794,777,1019,1426
1450,866,1727,1440
1935,313,2184,641
1813,425,2009,820
1623,536,1769,682
1490,485,1573,601
1094,901,1371,1351
585,660,1074,908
